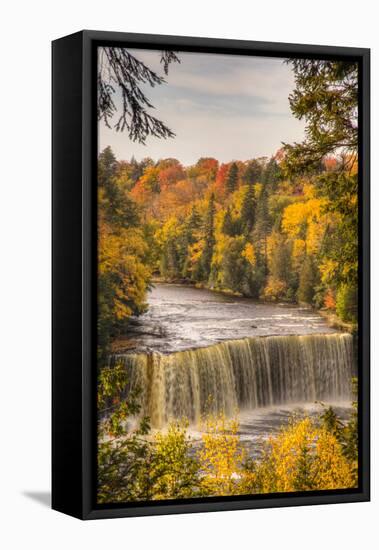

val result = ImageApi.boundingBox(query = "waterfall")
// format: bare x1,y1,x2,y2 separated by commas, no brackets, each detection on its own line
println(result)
114,333,355,428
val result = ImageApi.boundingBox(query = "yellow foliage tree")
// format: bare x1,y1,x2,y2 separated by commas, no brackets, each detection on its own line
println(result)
199,413,246,497
98,220,150,357
261,277,287,302
292,238,306,272
281,196,330,256
242,242,256,267
250,417,356,493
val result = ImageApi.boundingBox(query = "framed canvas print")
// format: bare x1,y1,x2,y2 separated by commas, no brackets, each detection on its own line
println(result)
52,30,370,519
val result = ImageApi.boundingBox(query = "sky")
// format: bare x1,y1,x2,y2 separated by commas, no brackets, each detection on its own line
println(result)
98,48,306,166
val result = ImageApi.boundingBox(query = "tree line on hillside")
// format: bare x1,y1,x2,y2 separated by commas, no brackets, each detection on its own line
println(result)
98,145,358,360
97,58,358,362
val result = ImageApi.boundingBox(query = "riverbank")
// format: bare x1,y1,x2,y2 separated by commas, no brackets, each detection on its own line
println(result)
318,309,357,334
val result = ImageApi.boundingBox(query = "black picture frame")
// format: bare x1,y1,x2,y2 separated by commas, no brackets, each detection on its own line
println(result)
52,30,370,520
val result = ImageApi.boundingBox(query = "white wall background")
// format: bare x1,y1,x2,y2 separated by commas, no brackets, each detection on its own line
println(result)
1,1,376,548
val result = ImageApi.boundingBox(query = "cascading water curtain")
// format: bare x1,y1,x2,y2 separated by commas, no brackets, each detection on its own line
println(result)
116,333,355,428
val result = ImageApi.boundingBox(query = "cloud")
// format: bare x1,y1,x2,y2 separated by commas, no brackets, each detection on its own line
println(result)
98,47,305,165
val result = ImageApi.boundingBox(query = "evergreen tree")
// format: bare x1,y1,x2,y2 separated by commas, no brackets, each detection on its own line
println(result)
98,146,118,188
98,146,140,228
253,185,271,276
220,237,246,294
222,207,235,236
161,239,180,280
128,155,143,185
263,158,281,192
270,236,292,283
336,283,358,323
226,162,239,194
243,159,262,185
283,60,358,174
201,193,216,280
298,255,318,304
240,182,256,235
185,206,202,246
243,252,266,299
181,207,202,279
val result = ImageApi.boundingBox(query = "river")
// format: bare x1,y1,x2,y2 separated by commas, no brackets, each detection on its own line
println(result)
112,283,355,448
114,282,337,354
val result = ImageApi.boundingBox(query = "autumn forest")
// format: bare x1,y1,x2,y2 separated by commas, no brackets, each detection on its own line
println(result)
97,49,359,504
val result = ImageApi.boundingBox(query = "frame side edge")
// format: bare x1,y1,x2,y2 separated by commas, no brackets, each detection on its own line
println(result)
52,31,85,519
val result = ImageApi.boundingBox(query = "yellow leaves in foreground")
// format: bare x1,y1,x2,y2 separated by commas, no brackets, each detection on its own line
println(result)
98,411,357,503
198,414,356,498
251,417,356,494
199,413,246,496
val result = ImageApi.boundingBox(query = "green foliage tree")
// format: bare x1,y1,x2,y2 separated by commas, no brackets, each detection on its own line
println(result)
98,146,140,228
320,378,358,477
253,185,271,275
200,193,216,281
243,253,266,299
240,182,256,235
226,162,239,194
262,157,281,192
98,145,118,187
298,255,318,304
97,363,151,502
221,206,235,236
283,60,358,173
319,171,358,289
219,237,248,293
161,238,181,280
270,236,292,282
148,422,200,499
185,206,202,246
336,284,358,323
243,159,262,185
182,206,202,279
